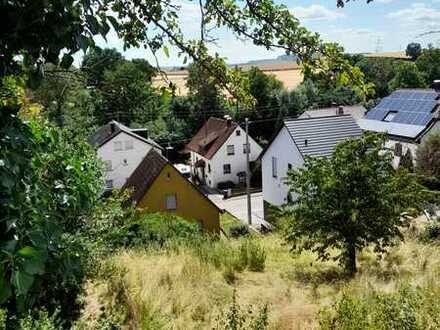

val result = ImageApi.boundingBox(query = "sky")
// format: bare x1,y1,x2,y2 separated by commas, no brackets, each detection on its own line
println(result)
86,0,440,66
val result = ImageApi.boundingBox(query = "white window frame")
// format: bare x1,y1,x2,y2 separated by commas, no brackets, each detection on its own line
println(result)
223,164,231,174
124,140,134,150
383,111,397,122
272,157,278,178
114,141,123,151
165,194,177,210
226,145,235,156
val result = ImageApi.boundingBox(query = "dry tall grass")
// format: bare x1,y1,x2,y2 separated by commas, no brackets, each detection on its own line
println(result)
81,227,440,330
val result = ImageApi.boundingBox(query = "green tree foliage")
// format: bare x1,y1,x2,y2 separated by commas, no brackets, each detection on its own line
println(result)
416,47,440,85
81,47,124,86
389,62,427,91
399,149,414,173
32,65,97,136
1,94,102,322
186,60,227,127
356,57,399,98
1,0,369,102
406,42,423,61
285,134,429,275
416,132,440,184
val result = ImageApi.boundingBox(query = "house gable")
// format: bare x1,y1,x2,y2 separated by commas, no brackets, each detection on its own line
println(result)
138,163,221,233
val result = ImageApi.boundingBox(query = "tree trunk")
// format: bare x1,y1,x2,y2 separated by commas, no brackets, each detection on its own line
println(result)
347,244,357,276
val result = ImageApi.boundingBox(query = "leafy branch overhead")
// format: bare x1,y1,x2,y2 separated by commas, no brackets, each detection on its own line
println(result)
1,0,373,103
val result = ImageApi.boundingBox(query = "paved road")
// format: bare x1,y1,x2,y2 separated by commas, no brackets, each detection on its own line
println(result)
208,192,269,230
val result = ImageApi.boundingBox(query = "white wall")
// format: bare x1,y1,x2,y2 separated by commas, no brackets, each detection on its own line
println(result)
190,125,263,188
262,126,303,207
384,139,418,168
98,131,159,189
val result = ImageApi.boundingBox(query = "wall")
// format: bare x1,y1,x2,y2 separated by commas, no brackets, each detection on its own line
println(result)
190,125,262,189
384,139,418,169
138,164,220,233
98,131,155,188
262,126,303,208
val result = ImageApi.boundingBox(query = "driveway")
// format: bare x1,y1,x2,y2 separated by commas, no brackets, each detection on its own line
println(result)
208,192,269,229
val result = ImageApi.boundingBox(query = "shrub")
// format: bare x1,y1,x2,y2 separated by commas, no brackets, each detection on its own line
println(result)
214,290,269,330
241,240,266,272
0,309,5,330
319,284,440,330
217,181,235,190
19,310,60,330
229,225,250,238
419,222,440,242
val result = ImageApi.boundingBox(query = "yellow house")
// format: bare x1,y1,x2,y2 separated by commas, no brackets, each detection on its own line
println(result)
122,149,222,233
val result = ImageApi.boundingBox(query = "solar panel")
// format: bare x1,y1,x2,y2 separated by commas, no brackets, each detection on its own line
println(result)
364,89,438,126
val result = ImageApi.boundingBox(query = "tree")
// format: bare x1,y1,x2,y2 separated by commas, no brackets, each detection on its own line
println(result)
416,48,440,85
186,60,226,127
399,149,414,173
406,42,422,61
285,134,428,275
81,47,124,86
356,57,399,98
1,0,371,101
388,62,427,91
416,132,440,182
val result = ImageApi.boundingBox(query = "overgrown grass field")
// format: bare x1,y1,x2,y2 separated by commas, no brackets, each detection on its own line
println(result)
76,216,440,330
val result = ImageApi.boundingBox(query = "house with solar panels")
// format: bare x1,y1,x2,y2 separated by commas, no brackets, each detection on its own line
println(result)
260,115,363,220
359,89,440,167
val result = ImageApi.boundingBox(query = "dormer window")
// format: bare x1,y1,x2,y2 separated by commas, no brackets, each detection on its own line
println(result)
383,111,397,122
236,130,241,136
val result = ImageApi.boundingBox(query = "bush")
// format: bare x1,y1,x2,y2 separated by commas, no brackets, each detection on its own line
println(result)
19,310,60,330
319,284,440,330
0,309,5,330
229,225,250,238
419,222,440,242
241,240,266,272
214,290,269,330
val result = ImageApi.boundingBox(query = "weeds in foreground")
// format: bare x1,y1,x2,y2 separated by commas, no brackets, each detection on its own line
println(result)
214,290,269,330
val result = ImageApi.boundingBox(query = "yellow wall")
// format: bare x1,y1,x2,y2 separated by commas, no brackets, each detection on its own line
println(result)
137,164,220,233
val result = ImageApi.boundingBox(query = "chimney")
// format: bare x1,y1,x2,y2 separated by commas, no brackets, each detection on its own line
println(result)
224,115,232,127
431,80,440,92
110,121,116,133
304,139,308,147
337,106,344,115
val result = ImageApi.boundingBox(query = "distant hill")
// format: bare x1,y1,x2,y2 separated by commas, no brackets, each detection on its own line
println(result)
242,54,298,66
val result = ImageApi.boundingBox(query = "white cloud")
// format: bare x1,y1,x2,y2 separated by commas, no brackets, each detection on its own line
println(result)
375,0,394,3
290,5,345,21
388,3,440,31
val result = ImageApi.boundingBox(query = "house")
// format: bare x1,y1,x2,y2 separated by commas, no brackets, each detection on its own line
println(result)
185,117,263,189
122,149,222,233
89,120,163,189
299,105,366,122
359,89,440,167
261,115,363,220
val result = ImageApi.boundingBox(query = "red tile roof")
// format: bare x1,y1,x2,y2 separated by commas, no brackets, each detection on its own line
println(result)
185,117,238,159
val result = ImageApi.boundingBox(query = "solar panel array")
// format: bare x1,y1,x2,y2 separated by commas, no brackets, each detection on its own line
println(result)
365,89,438,126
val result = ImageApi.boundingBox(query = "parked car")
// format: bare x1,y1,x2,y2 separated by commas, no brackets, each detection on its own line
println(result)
174,163,191,178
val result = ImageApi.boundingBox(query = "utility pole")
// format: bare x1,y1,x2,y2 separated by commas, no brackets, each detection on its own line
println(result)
245,118,252,226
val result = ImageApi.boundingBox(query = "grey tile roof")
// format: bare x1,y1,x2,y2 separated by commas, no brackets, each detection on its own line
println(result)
88,120,163,150
284,115,363,157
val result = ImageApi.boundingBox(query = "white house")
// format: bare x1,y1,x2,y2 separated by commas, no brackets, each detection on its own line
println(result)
185,117,262,189
299,105,366,123
89,120,163,189
261,115,362,220
359,89,440,168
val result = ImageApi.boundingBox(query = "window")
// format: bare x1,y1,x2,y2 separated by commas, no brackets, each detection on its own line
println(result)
236,130,241,136
124,140,134,150
105,180,113,189
272,157,278,178
243,143,250,154
104,160,112,172
226,145,235,155
383,111,397,122
208,164,211,173
114,141,123,151
223,164,231,174
122,158,128,166
394,143,403,157
165,194,177,210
